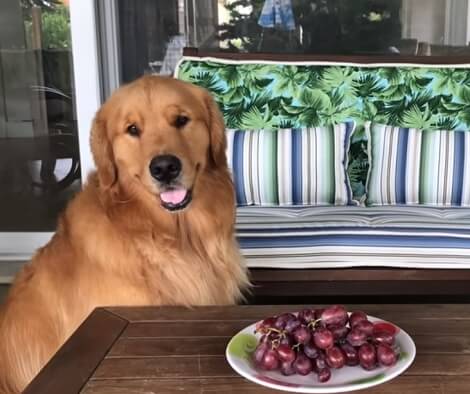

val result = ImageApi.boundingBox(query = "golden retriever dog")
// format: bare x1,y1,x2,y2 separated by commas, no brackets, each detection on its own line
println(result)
0,76,249,393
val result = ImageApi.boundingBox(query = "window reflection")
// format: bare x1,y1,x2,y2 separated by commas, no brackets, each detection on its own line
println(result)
117,0,470,82
0,0,80,231
216,0,470,56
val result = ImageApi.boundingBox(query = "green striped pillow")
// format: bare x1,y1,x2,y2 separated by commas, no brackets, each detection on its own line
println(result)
226,124,355,206
366,123,470,206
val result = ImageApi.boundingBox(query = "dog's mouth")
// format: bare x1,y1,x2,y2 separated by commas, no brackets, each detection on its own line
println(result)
159,187,192,212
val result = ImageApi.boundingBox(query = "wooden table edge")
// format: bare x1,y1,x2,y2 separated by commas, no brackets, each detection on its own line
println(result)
24,308,129,394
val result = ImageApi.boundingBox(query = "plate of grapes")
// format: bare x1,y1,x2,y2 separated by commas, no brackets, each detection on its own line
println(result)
226,305,416,393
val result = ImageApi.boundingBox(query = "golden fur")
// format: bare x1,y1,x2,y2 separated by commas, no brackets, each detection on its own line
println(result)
0,76,249,393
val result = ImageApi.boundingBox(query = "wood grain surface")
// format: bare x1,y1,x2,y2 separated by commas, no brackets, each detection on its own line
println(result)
25,304,470,393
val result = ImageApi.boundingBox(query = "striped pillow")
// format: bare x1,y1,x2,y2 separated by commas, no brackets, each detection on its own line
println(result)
226,124,355,206
366,123,470,206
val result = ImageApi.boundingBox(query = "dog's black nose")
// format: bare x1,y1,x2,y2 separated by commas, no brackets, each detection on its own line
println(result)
149,155,182,183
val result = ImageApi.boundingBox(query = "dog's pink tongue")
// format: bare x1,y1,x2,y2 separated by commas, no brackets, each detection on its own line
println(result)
160,188,187,205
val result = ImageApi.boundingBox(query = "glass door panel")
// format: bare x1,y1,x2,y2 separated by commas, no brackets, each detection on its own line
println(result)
114,0,470,87
116,0,220,82
0,0,80,232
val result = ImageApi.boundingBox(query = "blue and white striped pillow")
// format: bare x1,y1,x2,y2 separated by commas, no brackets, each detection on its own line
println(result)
366,123,470,206
225,124,355,206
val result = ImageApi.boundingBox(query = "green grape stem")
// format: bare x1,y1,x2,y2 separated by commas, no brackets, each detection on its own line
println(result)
308,318,322,330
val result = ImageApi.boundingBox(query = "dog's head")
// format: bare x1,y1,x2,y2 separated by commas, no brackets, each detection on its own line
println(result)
90,75,227,212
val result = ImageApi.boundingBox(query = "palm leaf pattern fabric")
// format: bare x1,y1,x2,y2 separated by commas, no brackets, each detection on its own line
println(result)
175,58,470,197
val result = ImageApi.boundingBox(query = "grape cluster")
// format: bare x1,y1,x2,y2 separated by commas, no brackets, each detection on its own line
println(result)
252,305,399,383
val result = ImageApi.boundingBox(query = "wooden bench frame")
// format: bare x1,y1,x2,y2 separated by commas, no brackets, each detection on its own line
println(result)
183,48,470,300
183,47,470,65
249,269,470,301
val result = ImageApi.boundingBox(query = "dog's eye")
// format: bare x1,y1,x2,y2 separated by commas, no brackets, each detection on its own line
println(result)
127,124,140,137
174,115,189,128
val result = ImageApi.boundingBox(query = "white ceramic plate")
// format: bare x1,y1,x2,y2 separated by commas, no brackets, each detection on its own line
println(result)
226,314,416,393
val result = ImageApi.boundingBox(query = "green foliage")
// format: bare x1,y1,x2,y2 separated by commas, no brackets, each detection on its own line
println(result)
23,4,71,49
41,5,71,49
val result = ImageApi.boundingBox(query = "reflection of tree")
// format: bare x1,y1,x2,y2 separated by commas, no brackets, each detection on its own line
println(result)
22,0,71,50
217,0,265,52
217,0,402,54
40,6,71,49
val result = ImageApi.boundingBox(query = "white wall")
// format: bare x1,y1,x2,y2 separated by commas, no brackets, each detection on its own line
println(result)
402,0,470,45
444,0,470,45
402,0,446,44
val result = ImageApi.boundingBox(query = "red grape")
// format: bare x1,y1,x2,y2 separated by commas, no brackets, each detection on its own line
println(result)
346,328,367,347
256,317,276,334
361,361,377,371
261,348,280,370
285,318,302,334
358,343,377,370
314,308,325,320
313,327,334,349
340,343,359,366
279,335,294,347
326,346,346,369
329,324,350,341
276,344,296,362
317,368,331,382
253,342,269,366
280,360,296,376
267,331,281,342
259,334,271,345
298,309,316,324
349,311,368,327
321,305,348,326
355,320,374,336
314,351,327,371
373,322,398,336
372,330,395,346
376,344,398,366
252,306,400,384
293,352,313,375
304,342,319,359
274,313,296,330
284,313,297,320
293,326,311,345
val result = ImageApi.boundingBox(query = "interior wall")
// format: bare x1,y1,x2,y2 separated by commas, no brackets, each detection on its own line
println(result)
402,0,470,45
444,0,470,45
402,0,446,44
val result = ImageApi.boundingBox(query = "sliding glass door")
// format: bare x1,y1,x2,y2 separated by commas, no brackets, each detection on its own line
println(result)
2,0,469,282
0,0,95,281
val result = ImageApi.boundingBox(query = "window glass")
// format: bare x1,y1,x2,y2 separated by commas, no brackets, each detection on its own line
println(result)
0,0,80,231
117,0,470,82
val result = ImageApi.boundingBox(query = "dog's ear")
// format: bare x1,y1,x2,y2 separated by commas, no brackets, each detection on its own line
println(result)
204,91,227,168
90,108,117,190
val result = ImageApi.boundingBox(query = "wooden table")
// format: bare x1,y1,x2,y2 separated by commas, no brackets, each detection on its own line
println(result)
25,304,470,393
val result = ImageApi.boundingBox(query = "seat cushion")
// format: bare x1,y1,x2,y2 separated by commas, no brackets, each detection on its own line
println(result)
236,205,470,268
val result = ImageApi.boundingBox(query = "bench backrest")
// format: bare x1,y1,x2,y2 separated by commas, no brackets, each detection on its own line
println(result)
175,52,470,197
